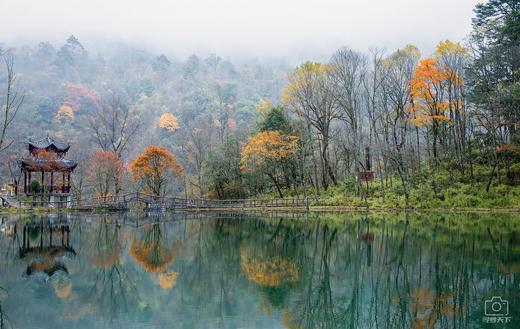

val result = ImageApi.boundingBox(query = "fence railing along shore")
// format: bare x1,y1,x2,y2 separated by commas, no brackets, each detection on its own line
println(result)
12,192,309,211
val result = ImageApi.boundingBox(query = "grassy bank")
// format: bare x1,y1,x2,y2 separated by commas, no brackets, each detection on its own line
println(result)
258,166,520,210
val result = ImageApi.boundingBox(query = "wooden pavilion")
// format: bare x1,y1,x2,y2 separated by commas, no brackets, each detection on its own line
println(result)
18,137,77,207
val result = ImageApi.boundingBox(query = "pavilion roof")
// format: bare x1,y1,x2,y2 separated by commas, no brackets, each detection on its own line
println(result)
26,137,71,154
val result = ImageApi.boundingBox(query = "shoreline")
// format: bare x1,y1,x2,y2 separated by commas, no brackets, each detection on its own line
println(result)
1,205,520,215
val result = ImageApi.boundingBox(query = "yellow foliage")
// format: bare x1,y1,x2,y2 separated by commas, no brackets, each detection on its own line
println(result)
52,277,72,299
409,288,459,329
282,311,303,329
240,246,299,288
157,270,178,289
256,99,274,116
282,61,331,106
55,105,74,123
241,256,299,288
240,131,299,172
158,113,180,132
401,44,421,59
435,40,468,57
384,44,421,68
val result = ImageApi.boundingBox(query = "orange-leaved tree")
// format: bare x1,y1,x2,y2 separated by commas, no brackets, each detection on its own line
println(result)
129,145,183,196
240,130,299,197
87,151,124,203
409,58,450,161
129,223,183,273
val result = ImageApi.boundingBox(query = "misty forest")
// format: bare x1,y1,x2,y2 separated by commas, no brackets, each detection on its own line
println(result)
1,0,519,210
0,1,520,329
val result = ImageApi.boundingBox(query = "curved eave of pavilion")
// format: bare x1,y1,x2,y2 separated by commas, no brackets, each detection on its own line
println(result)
25,137,71,154
19,159,78,172
26,261,69,277
20,246,77,260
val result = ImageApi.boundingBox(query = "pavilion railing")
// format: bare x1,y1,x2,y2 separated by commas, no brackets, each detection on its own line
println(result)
26,186,71,194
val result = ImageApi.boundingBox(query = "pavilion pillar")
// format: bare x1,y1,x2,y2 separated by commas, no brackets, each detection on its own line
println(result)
28,172,32,193
50,172,54,193
41,171,45,194
67,172,71,192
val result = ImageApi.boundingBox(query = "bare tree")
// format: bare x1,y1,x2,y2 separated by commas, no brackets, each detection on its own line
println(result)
0,50,23,155
329,48,367,194
88,94,140,159
181,117,214,197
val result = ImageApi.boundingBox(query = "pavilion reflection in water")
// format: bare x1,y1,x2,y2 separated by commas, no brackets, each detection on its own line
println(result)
19,218,76,277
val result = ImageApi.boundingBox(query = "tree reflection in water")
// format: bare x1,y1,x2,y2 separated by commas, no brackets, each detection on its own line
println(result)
0,286,11,329
129,222,182,274
0,212,517,329
85,216,139,321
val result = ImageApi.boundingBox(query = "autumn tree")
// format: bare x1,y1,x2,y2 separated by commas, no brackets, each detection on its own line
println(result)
158,112,179,133
63,83,98,112
129,145,183,196
284,62,339,190
408,58,450,162
87,151,124,202
55,105,74,124
241,130,299,197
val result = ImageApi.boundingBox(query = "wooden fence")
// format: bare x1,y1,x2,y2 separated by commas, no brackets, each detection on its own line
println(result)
69,192,309,211
9,192,309,211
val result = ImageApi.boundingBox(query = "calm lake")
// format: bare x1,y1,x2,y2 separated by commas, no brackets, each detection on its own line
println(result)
0,211,518,329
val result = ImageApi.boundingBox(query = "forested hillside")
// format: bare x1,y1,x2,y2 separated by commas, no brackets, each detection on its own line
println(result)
0,36,290,199
1,0,519,208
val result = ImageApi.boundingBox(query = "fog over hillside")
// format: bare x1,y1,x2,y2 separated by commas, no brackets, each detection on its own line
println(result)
1,0,479,62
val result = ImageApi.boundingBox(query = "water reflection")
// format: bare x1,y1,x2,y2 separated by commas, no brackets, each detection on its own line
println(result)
85,217,138,321
20,220,75,277
0,212,517,328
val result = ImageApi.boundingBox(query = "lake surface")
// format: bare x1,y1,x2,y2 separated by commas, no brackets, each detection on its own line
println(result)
0,211,518,329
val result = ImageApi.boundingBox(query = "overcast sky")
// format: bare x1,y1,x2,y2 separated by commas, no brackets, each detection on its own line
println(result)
0,0,481,61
